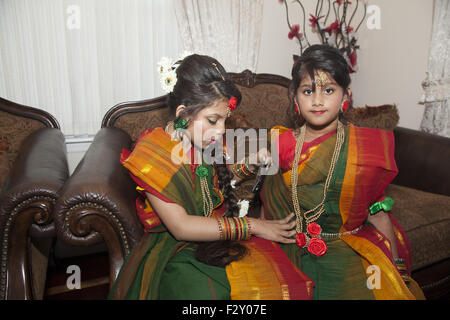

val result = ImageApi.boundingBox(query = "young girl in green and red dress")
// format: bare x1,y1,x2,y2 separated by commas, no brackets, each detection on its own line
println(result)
109,53,314,300
260,44,425,300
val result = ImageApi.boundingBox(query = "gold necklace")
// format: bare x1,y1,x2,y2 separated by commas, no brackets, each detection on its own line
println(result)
164,123,214,217
199,175,214,217
191,148,215,218
290,121,345,253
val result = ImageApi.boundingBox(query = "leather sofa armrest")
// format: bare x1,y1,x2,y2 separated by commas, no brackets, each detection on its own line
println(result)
392,127,450,196
54,127,144,284
0,128,69,237
0,128,68,299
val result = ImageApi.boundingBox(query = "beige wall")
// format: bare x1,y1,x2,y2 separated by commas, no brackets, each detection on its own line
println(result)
257,0,434,130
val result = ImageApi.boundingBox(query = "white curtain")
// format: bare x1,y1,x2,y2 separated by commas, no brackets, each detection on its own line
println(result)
0,0,182,135
174,0,264,73
420,0,450,138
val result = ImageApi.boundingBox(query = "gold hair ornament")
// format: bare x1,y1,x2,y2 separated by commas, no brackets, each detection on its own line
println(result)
314,70,329,88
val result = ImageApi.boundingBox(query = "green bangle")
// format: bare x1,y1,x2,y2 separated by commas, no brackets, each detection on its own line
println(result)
233,164,247,179
394,258,407,274
244,157,257,175
369,197,394,215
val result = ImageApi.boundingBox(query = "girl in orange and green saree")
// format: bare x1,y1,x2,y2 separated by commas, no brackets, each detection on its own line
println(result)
260,44,425,300
108,54,313,300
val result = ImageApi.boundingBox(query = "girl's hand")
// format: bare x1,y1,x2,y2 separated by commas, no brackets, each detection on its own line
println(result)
248,213,297,244
248,148,272,173
256,147,272,167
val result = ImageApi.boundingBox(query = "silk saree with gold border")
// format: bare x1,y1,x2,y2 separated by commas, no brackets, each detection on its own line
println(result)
108,127,314,300
260,124,424,300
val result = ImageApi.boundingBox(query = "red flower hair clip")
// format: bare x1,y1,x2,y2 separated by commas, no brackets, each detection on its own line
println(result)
228,96,237,112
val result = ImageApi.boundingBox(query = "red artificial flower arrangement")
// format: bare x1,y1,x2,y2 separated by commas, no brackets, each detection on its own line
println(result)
280,0,366,74
296,233,307,247
309,14,324,28
324,20,340,34
297,222,328,257
306,222,322,236
307,237,328,257
288,24,302,39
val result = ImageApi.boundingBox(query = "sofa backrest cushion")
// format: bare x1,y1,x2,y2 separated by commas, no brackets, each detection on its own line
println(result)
113,105,171,143
108,71,295,142
106,70,401,143
232,83,293,129
0,109,46,181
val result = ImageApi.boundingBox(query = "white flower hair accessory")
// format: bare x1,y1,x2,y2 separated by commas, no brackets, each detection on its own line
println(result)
157,51,193,93
237,199,250,217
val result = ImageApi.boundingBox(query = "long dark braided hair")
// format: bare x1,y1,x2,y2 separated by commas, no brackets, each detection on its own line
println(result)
167,54,247,267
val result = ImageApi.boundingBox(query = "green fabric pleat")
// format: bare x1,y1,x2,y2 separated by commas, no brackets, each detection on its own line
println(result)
159,244,231,300
299,240,374,299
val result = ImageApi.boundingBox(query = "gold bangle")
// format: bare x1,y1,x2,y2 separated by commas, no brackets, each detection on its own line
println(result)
217,218,225,240
244,216,252,239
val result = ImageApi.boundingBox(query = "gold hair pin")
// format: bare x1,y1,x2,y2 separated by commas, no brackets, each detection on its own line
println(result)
212,63,225,81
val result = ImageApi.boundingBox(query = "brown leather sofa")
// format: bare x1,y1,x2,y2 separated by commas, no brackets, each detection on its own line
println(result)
53,71,450,299
388,127,450,299
0,97,69,299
